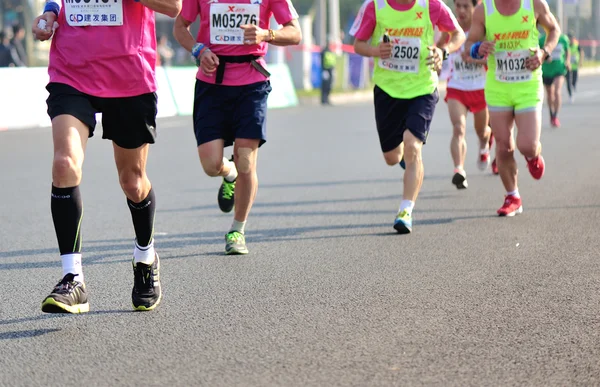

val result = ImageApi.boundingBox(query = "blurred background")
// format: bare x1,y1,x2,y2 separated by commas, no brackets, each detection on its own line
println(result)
1,0,598,117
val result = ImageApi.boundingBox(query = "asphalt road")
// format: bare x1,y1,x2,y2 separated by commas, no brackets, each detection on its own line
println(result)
1,76,600,387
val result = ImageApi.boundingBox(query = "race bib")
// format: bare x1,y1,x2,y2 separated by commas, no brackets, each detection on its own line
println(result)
210,3,260,45
379,37,421,74
494,50,532,83
65,0,123,27
550,45,563,61
452,58,485,82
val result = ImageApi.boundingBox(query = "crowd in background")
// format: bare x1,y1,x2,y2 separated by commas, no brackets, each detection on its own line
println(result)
0,23,27,67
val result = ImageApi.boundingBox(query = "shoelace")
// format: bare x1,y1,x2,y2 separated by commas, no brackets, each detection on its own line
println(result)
227,232,244,244
53,273,78,294
134,264,154,291
222,180,235,199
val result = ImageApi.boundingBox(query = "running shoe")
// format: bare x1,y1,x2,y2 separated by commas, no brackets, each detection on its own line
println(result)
225,231,249,255
550,116,561,127
218,156,236,213
526,155,545,180
477,149,491,171
393,210,412,234
41,273,89,314
132,253,162,311
452,169,468,189
399,158,406,170
491,158,499,175
497,195,523,217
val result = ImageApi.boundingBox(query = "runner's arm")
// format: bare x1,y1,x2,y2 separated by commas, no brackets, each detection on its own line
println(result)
463,5,485,56
354,40,377,57
267,19,302,46
535,0,560,55
140,0,181,18
173,15,196,52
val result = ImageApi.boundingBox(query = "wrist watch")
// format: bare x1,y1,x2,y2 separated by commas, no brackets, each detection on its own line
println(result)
442,48,449,61
541,47,550,60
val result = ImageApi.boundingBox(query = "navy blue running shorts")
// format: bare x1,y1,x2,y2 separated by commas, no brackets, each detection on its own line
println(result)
193,80,272,148
373,86,439,153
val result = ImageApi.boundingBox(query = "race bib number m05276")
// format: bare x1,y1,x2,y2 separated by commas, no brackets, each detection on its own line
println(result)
210,3,260,45
379,37,421,74
494,50,532,83
65,0,123,26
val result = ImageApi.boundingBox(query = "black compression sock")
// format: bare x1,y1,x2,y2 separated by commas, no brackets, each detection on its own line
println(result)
51,186,83,255
127,188,155,247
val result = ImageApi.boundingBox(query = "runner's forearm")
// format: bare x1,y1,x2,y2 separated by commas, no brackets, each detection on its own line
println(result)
267,20,302,46
354,39,376,57
140,0,181,18
173,15,196,52
445,29,466,54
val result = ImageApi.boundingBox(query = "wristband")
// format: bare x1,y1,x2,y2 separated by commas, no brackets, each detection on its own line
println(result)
470,41,484,59
43,1,60,17
192,43,209,58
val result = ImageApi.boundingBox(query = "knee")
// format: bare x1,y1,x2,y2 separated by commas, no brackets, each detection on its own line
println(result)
235,147,256,175
384,153,400,166
452,122,466,138
403,138,423,163
200,157,224,177
52,154,82,186
495,139,514,157
119,168,144,201
516,140,539,158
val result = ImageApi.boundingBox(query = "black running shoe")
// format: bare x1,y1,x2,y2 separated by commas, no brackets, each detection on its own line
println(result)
41,273,89,314
452,171,468,189
218,156,236,213
132,253,162,311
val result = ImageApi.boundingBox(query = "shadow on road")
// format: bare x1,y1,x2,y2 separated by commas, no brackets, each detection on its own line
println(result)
0,328,61,340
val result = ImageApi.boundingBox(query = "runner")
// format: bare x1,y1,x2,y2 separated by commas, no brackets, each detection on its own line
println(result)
566,31,583,103
438,0,493,189
173,0,301,254
540,27,569,127
32,0,181,313
351,0,465,233
466,0,560,216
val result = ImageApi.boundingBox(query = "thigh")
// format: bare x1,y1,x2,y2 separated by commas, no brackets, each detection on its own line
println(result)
198,139,226,173
101,92,158,149
447,97,468,133
113,143,149,177
233,81,271,148
193,80,233,147
473,106,489,131
489,110,515,149
514,109,541,145
46,82,97,135
405,90,438,144
374,86,407,153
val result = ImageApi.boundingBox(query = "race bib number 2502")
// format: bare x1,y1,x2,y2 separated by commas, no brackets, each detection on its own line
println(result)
210,3,260,45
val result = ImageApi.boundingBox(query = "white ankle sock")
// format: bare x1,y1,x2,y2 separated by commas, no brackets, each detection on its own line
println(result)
507,189,520,198
230,220,246,234
61,253,84,283
399,200,415,214
223,157,238,182
134,239,155,265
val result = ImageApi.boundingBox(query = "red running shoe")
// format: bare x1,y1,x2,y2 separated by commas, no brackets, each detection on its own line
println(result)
491,158,499,175
526,155,545,180
497,195,523,217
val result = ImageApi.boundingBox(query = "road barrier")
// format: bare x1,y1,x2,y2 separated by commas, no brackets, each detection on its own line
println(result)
0,63,299,131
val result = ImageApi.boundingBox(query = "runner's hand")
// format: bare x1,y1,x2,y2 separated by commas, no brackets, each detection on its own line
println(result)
526,47,545,71
241,24,267,45
426,46,443,72
377,41,393,59
478,40,495,57
33,12,56,41
200,50,219,76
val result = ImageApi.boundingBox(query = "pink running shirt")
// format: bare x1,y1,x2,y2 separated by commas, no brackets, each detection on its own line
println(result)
350,0,460,40
181,0,298,86
49,2,157,98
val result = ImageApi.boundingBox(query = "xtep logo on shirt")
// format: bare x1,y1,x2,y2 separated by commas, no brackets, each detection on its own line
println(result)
493,30,530,49
415,11,423,19
522,15,529,23
227,5,246,12
384,27,424,37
